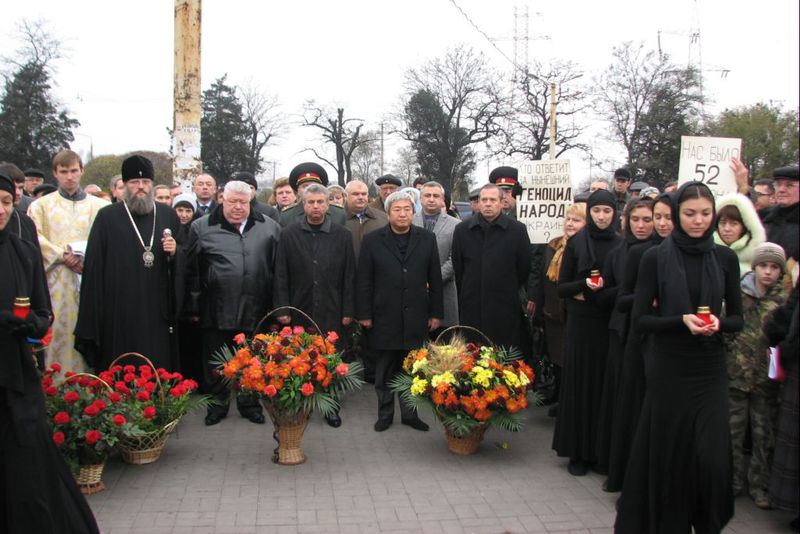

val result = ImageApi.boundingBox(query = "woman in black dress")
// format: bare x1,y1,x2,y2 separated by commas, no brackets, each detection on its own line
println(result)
615,182,743,534
595,198,655,474
605,192,673,493
553,190,622,475
0,174,100,534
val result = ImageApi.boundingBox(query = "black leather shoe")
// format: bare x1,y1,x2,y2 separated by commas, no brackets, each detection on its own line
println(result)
243,411,265,424
401,418,429,431
567,459,588,476
325,413,342,428
374,419,392,432
205,413,225,426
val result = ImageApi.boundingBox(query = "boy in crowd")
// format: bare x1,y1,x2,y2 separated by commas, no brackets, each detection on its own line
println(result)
726,242,788,509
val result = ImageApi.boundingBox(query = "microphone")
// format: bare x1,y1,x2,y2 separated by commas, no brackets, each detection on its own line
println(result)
163,228,174,261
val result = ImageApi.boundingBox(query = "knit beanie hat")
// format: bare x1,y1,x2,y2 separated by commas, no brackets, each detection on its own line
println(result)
751,242,786,271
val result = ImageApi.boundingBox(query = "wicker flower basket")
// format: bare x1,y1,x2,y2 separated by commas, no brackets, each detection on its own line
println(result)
74,463,106,494
264,402,311,465
118,418,180,465
443,422,489,456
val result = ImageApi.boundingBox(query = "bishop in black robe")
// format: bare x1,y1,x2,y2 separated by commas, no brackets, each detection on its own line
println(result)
74,201,182,371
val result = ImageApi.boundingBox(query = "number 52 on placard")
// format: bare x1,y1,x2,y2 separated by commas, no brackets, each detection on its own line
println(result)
678,136,742,197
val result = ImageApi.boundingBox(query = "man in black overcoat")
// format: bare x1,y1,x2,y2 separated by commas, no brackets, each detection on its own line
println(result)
274,184,356,427
762,165,799,263
452,184,532,350
356,190,444,432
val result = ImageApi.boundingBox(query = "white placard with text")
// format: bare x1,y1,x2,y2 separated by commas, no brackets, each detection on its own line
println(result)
516,159,573,244
678,136,742,196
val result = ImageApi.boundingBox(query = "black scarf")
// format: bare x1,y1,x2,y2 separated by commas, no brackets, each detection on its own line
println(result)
576,189,618,274
657,182,724,317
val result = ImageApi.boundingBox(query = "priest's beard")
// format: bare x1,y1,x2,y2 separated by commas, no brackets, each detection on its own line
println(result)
124,188,155,215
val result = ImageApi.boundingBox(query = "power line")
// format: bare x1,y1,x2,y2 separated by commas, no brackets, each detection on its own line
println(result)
446,0,526,75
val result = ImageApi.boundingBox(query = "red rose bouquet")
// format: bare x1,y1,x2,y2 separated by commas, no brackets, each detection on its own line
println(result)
42,364,129,472
214,326,363,417
100,363,208,435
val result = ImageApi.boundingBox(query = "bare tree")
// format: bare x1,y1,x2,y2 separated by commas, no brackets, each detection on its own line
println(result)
350,130,380,182
302,102,366,186
2,18,63,71
493,60,589,160
239,83,286,174
391,145,419,186
595,41,703,184
397,45,505,193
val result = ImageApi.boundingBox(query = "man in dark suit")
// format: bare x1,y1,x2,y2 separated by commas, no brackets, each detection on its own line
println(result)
193,173,217,218
452,183,532,351
357,190,444,432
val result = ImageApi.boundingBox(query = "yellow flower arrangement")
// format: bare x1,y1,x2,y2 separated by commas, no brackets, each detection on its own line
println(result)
410,376,429,396
430,371,456,388
470,366,494,388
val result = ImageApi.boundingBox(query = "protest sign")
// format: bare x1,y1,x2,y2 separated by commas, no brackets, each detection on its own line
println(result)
678,136,742,196
516,159,572,244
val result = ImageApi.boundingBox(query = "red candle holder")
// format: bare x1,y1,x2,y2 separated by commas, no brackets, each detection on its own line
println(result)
590,270,602,285
697,306,712,326
13,297,30,320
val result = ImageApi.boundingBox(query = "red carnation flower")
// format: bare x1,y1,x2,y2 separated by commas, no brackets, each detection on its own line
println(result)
63,391,80,403
300,382,314,397
50,363,62,372
52,432,65,446
136,390,150,402
233,332,246,345
53,411,70,425
85,430,102,445
93,399,107,411
45,386,58,396
264,384,277,398
143,406,157,419
109,392,122,403
123,365,135,373
144,381,157,392
113,414,127,426
335,363,349,376
123,372,136,383
83,405,100,417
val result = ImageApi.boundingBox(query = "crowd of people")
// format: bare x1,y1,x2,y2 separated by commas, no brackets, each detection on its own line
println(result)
0,148,798,533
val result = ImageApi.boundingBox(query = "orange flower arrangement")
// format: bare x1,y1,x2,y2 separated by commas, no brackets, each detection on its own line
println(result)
391,338,537,437
214,326,362,417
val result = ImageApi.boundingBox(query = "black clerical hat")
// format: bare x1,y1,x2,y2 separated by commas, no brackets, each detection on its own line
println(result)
121,155,155,182
289,162,328,191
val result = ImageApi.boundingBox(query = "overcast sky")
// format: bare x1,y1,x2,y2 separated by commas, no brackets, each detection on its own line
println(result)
1,0,798,185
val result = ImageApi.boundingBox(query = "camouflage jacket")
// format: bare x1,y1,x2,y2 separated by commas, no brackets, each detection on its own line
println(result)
725,271,787,393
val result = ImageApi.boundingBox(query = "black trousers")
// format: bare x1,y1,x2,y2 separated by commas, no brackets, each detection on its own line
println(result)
201,329,262,417
374,349,417,422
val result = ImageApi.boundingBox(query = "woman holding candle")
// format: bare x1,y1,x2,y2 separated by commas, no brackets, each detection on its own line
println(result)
0,173,99,533
552,190,622,476
615,182,744,534
595,198,655,475
605,192,674,493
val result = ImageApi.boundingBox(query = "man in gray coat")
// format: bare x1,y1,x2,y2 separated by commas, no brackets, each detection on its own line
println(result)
185,180,281,426
412,181,459,330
